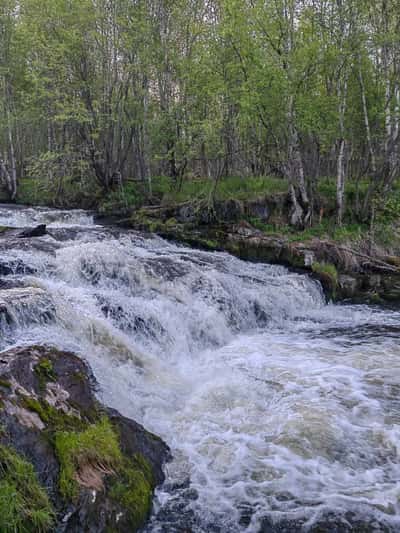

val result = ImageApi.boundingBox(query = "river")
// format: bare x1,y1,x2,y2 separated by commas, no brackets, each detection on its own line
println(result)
0,204,399,532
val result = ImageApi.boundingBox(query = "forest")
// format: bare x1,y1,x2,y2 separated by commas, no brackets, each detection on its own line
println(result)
1,0,400,228
2,3,400,532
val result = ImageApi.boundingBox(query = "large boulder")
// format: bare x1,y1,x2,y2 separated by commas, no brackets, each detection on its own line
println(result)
0,345,170,532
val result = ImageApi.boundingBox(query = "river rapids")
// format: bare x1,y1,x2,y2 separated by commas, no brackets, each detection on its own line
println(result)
0,204,399,532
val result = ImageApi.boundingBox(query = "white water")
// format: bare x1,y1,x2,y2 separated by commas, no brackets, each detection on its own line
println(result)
0,204,95,228
1,205,400,532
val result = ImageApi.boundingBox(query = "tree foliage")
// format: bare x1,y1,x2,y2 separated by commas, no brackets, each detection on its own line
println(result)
0,0,399,225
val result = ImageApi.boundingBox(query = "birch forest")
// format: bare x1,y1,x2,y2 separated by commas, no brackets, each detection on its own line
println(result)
1,0,400,226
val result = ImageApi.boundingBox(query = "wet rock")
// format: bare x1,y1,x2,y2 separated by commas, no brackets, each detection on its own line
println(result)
338,274,361,299
0,345,170,532
0,277,26,290
0,258,36,276
18,224,47,238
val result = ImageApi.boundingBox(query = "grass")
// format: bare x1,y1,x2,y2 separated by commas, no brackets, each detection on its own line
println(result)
54,416,155,528
0,177,102,208
312,262,338,283
0,444,55,532
312,262,339,297
154,175,288,204
249,217,366,243
55,417,122,501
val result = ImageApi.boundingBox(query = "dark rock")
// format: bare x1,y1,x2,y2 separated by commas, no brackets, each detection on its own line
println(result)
338,274,361,299
214,199,244,222
0,258,36,276
18,224,47,238
0,345,170,532
0,278,25,289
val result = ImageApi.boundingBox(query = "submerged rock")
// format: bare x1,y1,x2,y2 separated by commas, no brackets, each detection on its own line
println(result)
18,224,47,238
0,345,170,532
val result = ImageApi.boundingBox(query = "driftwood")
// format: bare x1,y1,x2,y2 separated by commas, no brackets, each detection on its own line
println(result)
320,241,400,274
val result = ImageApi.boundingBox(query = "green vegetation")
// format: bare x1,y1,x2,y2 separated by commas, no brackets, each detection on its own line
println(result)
0,444,55,532
109,455,154,531
20,395,86,432
1,0,400,228
249,218,365,244
153,175,288,204
0,379,11,389
55,417,122,501
34,358,56,391
54,416,155,527
312,262,339,295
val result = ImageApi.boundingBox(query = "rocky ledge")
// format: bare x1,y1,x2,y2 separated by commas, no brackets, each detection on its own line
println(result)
0,344,170,532
115,209,400,303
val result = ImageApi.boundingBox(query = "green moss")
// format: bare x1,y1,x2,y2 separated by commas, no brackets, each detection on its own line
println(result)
201,239,218,249
312,261,338,281
0,379,11,389
109,455,153,531
54,417,155,529
55,418,122,501
34,358,56,391
72,370,86,383
312,262,338,296
20,396,85,432
0,444,55,532
165,217,177,227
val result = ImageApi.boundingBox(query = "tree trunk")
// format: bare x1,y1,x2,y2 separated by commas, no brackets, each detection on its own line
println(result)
336,72,348,226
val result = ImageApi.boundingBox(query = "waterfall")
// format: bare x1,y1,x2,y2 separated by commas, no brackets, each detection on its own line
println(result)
1,205,399,532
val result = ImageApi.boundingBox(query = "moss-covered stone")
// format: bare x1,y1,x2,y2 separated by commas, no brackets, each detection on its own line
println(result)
0,345,170,532
20,395,86,432
312,262,338,285
0,443,55,532
312,262,338,298
55,417,122,501
109,455,153,531
34,358,56,391
0,379,11,390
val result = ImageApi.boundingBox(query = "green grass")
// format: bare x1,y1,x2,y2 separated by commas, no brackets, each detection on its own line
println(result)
312,262,338,283
312,262,339,297
0,444,55,532
155,175,288,204
15,178,54,206
54,416,155,528
55,417,122,501
249,217,365,243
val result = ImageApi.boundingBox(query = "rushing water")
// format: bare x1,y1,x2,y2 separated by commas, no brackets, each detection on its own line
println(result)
0,205,400,532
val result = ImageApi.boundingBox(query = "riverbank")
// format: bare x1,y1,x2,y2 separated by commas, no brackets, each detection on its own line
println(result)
3,175,400,303
96,197,400,304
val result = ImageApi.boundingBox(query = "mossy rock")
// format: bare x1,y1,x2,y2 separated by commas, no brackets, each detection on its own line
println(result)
312,262,338,298
0,345,170,532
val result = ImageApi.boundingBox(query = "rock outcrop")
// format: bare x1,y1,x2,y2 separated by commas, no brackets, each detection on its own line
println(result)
0,344,170,532
119,212,400,303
